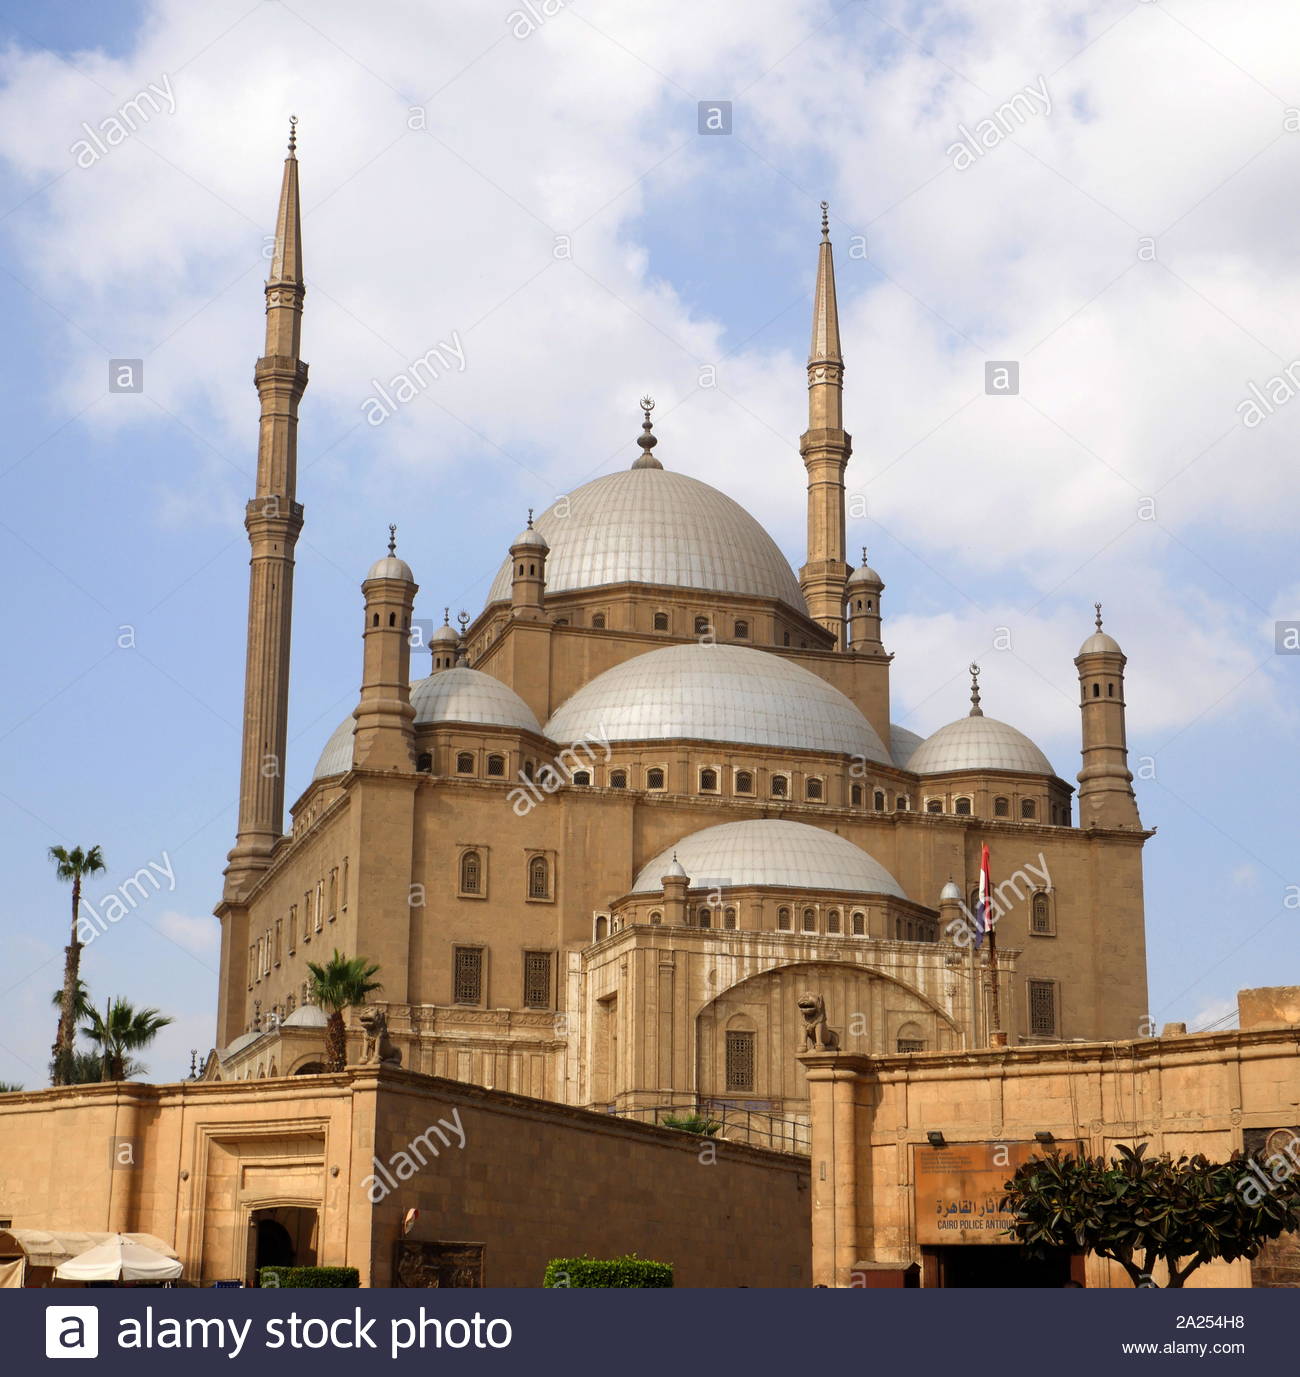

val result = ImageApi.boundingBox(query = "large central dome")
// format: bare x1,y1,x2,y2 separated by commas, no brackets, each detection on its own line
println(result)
485,467,807,611
545,643,890,761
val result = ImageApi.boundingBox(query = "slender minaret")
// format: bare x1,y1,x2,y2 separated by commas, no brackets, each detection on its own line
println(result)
1075,604,1142,830
224,119,308,900
353,526,418,771
846,548,884,653
509,510,549,619
799,201,851,645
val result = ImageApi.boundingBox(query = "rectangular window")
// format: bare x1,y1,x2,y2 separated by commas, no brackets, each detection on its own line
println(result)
315,880,324,931
248,944,256,989
274,918,282,967
1028,980,1057,1038
523,951,552,1009
288,905,297,953
454,947,483,1005
725,1031,755,1092
303,890,313,941
341,856,349,910
328,867,338,921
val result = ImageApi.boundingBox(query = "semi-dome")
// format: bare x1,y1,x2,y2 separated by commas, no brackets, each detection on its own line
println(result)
282,1003,329,1028
485,468,807,611
889,723,923,770
632,819,905,897
907,716,1054,776
545,643,890,761
312,668,541,780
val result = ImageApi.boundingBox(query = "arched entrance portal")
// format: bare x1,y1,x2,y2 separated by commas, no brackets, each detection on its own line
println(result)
250,1206,318,1282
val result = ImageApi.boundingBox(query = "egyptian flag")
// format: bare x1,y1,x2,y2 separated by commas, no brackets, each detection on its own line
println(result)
973,844,992,949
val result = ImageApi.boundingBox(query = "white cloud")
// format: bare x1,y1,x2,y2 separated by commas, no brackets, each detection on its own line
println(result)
155,909,219,956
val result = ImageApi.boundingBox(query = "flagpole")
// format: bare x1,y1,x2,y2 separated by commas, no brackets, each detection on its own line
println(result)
988,921,1001,1039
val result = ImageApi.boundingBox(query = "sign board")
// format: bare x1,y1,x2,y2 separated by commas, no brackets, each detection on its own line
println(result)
913,1139,1082,1246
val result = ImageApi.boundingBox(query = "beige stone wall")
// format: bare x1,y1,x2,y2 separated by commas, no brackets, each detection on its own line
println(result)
0,1070,808,1289
802,1025,1300,1289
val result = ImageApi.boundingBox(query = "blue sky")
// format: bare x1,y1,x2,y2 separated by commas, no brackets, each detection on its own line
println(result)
1,0,1297,1085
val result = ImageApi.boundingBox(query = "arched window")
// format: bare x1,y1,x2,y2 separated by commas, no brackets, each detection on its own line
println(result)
851,784,863,806
896,1022,926,1053
802,908,816,932
371,613,379,627
646,767,665,790
994,796,1009,817
694,616,711,636
1021,798,1037,819
610,770,627,789
954,797,972,816
733,619,749,639
528,855,549,899
653,611,669,631
896,795,910,811
486,754,505,777
697,906,712,929
1092,682,1100,697
699,768,718,792
572,770,591,786
873,790,885,811
649,910,662,926
851,910,865,935
460,850,481,894
416,751,432,772
735,770,753,794
724,907,737,930
777,906,791,931
1031,892,1052,934
805,777,823,801
456,751,475,774
926,798,943,814
770,775,788,798
522,760,535,780
827,909,840,933
594,915,608,941
591,613,606,629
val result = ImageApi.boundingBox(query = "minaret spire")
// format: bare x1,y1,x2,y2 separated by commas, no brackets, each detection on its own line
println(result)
799,200,851,645
223,121,309,906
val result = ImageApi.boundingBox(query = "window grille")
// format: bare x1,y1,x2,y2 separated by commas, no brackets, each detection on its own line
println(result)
528,856,549,899
646,767,665,789
456,752,474,774
460,850,481,894
1028,980,1056,1037
454,947,483,1004
735,771,753,794
805,777,823,801
487,755,505,777
523,951,551,1009
1031,893,1051,934
725,1031,755,1092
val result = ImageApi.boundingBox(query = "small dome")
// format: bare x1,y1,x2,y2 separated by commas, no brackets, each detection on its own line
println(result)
848,561,882,586
485,468,806,612
939,880,963,902
431,621,459,644
282,1003,329,1029
889,723,924,770
1078,630,1122,655
512,524,548,551
633,819,905,897
219,1031,262,1060
367,554,414,581
312,669,541,780
546,643,890,761
663,856,688,880
908,716,1054,776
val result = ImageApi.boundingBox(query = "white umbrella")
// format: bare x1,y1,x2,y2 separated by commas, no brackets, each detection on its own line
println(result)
55,1234,182,1283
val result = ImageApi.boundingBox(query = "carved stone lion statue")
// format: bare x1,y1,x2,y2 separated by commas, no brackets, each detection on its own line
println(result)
798,992,840,1052
359,1006,402,1068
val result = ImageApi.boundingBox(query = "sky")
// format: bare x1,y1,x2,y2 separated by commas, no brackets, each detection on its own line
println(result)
1,0,1297,1087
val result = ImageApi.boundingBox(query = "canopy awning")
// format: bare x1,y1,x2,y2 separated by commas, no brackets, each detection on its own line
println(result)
0,1229,178,1272
56,1235,182,1282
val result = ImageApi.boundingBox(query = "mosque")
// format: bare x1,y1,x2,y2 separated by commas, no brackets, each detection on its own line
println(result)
210,125,1151,1138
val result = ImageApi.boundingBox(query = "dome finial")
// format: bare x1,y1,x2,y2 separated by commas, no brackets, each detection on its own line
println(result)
632,394,663,469
387,522,397,556
1094,601,1103,632
861,546,868,566
443,606,450,625
969,662,983,717
820,200,829,241
288,114,297,157
527,507,534,529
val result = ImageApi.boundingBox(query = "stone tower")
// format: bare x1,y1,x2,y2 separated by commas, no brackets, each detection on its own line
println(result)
846,549,884,654
799,201,851,645
509,514,549,620
353,529,418,772
224,119,308,901
1075,606,1141,830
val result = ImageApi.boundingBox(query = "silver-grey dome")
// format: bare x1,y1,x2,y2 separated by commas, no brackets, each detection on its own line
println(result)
939,879,963,902
633,819,905,897
545,643,890,761
367,554,413,581
312,669,541,780
282,1003,329,1028
908,715,1054,776
485,468,806,611
889,723,924,770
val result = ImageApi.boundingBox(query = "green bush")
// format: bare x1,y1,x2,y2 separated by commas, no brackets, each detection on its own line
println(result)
544,1255,673,1288
661,1113,720,1136
258,1265,360,1289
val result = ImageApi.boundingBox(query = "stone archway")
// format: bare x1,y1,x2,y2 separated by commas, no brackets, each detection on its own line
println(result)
695,962,957,1116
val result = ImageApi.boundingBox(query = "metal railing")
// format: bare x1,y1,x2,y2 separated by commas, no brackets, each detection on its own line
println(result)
605,1100,810,1155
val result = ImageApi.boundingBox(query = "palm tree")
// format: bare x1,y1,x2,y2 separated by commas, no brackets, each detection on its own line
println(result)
48,979,96,1083
305,951,383,1071
48,844,106,1085
81,998,173,1082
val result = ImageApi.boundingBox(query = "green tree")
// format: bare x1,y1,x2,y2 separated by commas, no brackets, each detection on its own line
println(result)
48,844,106,1085
1001,1142,1300,1287
81,998,173,1082
0,1082,23,1093
305,951,382,1071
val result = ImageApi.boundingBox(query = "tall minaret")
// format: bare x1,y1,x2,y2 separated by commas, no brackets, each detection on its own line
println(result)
1075,605,1142,830
224,119,308,900
799,201,851,645
353,527,418,771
